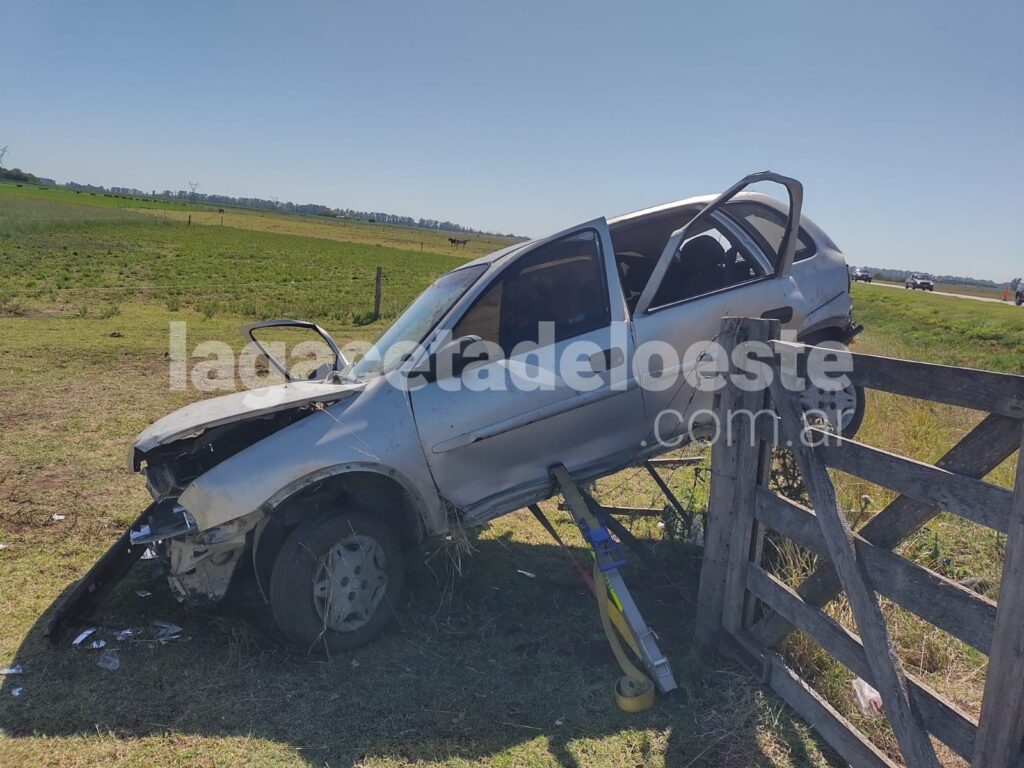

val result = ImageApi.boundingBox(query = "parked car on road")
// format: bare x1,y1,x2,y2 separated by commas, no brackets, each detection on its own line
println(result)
51,172,863,652
1014,280,1023,306
852,267,872,283
905,273,934,290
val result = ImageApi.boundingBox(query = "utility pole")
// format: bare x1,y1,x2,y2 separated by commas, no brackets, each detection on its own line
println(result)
0,146,8,169
187,181,199,201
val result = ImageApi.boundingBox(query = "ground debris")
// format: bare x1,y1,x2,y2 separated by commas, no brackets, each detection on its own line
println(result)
72,627,97,647
96,649,120,672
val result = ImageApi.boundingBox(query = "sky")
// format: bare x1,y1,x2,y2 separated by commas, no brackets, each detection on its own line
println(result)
3,1,1022,280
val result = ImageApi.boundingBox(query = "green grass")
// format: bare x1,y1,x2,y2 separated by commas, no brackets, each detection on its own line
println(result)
2,183,1020,766
0,185,822,767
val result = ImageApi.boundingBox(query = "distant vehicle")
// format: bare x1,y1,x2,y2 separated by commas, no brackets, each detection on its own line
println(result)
1015,280,1023,306
905,274,934,291
851,267,872,283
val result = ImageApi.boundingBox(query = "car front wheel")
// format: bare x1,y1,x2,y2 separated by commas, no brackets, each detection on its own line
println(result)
270,510,405,654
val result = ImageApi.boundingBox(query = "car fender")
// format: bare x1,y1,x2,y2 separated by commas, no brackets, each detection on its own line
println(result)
177,376,444,536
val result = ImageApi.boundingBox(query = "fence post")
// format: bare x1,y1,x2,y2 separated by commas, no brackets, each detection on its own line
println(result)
373,266,382,321
696,316,777,646
973,419,1024,768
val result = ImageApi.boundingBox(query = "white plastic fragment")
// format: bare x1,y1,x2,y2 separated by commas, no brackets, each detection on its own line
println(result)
72,627,97,647
0,665,23,675
116,629,135,641
152,620,183,640
135,590,152,598
852,677,883,718
52,513,66,521
516,569,536,578
0,542,7,550
96,649,120,672
11,686,23,697
88,640,107,650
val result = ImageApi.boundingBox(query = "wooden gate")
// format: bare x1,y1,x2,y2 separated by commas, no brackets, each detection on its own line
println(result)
695,317,1024,768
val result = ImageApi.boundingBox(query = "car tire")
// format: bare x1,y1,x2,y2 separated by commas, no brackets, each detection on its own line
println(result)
799,381,866,439
269,510,405,654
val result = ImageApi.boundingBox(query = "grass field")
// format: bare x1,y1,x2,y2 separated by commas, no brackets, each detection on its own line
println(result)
1,183,1021,767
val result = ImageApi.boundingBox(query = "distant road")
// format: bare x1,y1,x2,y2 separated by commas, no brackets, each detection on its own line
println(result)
869,281,1015,305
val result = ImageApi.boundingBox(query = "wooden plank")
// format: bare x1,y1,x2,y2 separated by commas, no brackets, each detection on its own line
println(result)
974,420,1024,768
773,340,1024,418
768,374,940,767
751,413,1020,649
812,429,1013,534
762,650,900,768
646,456,704,468
696,318,752,645
754,489,996,654
719,318,777,637
747,564,978,761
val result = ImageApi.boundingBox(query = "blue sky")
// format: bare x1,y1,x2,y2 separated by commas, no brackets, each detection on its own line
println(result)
3,1,1022,280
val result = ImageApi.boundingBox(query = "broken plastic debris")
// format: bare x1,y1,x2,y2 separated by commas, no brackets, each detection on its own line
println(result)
11,687,23,697
116,629,135,641
0,665,23,675
88,640,107,650
72,627,97,647
52,513,66,521
152,620,183,640
135,590,152,598
96,649,120,672
140,547,157,560
0,543,7,550
129,524,152,544
516,569,536,579
351,658,360,668
852,677,883,718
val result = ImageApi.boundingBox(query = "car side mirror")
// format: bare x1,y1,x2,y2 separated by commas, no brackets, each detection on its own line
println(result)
425,334,484,382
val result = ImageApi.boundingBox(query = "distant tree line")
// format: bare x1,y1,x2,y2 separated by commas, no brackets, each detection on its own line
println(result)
56,180,523,238
0,168,40,184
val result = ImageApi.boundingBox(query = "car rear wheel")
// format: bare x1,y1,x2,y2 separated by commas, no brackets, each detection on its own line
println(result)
799,381,865,439
269,510,405,653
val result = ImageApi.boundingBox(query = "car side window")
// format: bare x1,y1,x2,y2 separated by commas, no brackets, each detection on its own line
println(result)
724,201,817,266
453,230,611,354
649,219,767,309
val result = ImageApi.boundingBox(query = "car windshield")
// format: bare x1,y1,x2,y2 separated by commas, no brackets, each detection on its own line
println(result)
344,264,488,378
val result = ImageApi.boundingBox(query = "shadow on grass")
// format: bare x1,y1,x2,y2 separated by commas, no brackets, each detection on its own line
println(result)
1,529,839,767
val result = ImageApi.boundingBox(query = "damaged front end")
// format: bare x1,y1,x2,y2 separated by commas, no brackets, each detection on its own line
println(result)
47,376,362,640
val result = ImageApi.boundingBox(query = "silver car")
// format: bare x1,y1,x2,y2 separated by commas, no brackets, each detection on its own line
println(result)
50,172,861,651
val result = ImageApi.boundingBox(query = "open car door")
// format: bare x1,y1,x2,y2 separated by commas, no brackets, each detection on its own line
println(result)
631,171,808,449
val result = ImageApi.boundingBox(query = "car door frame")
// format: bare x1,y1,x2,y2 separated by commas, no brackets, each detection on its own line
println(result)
405,217,647,521
634,171,804,316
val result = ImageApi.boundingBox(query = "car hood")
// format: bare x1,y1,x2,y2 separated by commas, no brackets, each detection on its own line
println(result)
132,380,365,455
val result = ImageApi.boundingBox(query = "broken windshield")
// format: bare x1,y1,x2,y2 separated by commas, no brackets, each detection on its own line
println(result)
345,264,488,378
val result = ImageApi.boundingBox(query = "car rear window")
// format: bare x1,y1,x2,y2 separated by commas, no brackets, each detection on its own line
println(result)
724,201,817,266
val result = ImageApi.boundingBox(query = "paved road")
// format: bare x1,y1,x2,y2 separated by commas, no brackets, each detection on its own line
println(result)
868,281,1016,305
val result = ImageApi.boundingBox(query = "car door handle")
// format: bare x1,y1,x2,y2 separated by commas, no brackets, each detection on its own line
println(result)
589,348,624,372
761,306,793,323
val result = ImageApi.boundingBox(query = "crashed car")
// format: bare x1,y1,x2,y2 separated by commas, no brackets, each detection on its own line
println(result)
50,172,862,652
905,273,934,290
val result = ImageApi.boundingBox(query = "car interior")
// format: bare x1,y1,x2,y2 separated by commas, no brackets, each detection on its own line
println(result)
609,206,767,314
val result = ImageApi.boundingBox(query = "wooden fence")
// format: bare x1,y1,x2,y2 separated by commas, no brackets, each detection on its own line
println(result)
695,316,1024,768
